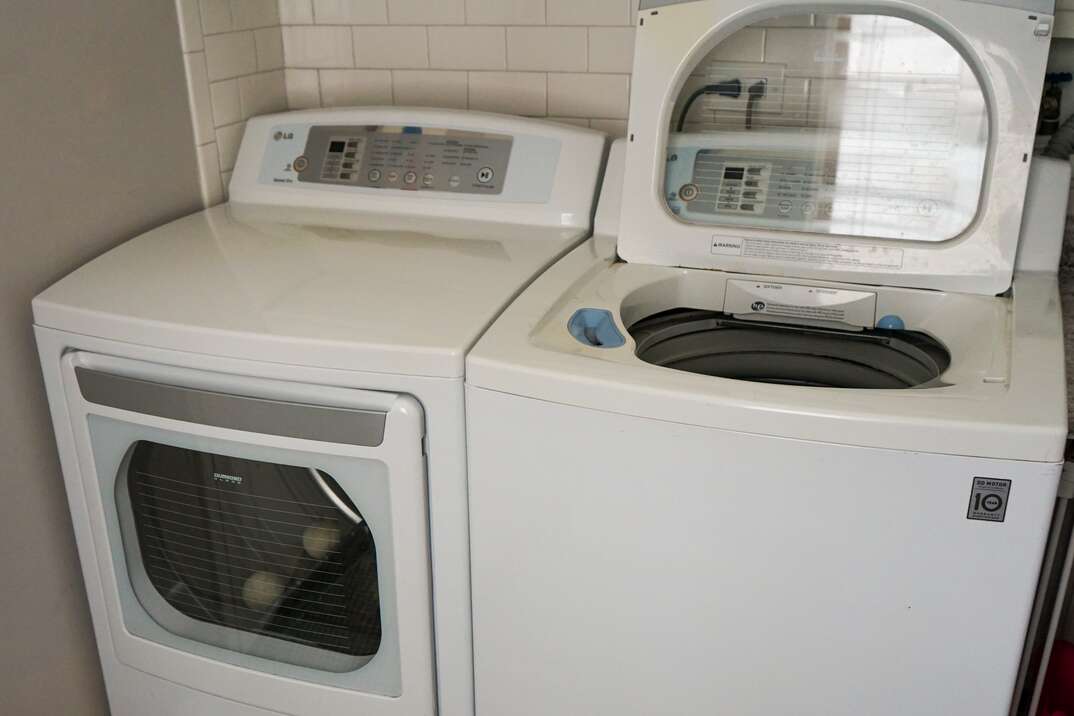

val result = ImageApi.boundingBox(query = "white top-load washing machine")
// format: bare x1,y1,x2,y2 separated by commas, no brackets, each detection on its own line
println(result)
33,107,604,716
465,2,1068,715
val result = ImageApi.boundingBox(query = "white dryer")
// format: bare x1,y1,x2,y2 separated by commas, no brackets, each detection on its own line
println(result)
33,107,605,716
465,2,1068,715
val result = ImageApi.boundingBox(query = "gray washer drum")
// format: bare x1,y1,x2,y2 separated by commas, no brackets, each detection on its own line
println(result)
629,309,951,389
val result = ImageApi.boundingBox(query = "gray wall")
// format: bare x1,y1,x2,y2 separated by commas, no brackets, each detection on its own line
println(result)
0,2,202,713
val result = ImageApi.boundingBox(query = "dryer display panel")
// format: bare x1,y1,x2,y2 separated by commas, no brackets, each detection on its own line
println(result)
296,124,512,194
664,14,989,243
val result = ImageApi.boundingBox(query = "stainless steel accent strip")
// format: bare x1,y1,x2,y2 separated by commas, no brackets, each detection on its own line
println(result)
76,367,386,447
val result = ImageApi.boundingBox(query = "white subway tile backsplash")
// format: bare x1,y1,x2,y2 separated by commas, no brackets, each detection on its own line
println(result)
589,118,627,137
547,116,590,127
184,52,216,144
313,0,388,24
507,27,586,72
199,0,233,34
429,26,505,70
255,27,285,69
216,121,246,170
319,68,393,105
177,0,205,51
763,28,844,74
465,0,544,25
547,0,632,26
354,26,428,69
210,79,242,125
549,73,629,118
707,28,764,62
387,0,464,25
285,68,321,107
231,0,280,29
204,31,258,80
588,27,634,73
196,142,226,205
258,0,652,130
282,25,354,67
392,70,468,108
279,0,314,24
239,70,288,118
468,71,545,116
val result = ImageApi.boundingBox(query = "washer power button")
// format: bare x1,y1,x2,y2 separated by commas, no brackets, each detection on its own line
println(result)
476,166,495,184
292,156,309,172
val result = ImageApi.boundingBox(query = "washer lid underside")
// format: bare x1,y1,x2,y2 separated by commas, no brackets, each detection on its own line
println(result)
629,309,951,389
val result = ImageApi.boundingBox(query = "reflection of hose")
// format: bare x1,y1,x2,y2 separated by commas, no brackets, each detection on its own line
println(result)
676,79,742,132
1044,112,1074,159
745,79,767,130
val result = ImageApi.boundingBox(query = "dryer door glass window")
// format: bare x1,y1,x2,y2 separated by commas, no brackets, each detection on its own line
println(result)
664,14,988,242
117,441,380,673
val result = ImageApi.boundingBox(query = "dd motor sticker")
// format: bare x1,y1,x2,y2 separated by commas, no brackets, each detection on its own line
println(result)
967,477,1011,522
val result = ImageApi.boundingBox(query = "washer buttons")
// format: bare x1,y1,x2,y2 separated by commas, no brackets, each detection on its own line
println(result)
387,170,400,183
476,166,495,184
367,169,382,182
449,175,461,188
403,170,417,185
422,173,435,186
292,156,309,172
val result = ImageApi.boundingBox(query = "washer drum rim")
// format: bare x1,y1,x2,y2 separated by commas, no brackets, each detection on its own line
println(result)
628,309,951,389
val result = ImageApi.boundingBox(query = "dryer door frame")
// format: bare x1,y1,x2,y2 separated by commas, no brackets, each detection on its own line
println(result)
619,0,1052,295
58,350,436,716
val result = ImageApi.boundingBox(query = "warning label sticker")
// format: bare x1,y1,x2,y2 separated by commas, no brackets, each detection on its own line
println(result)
711,236,905,270
967,477,1011,523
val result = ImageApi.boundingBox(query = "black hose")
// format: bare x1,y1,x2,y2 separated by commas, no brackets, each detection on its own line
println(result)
676,79,742,132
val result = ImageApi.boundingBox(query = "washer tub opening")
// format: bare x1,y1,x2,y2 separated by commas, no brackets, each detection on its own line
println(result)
628,309,950,389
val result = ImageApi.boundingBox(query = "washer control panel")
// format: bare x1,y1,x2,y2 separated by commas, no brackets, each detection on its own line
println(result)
669,150,841,224
663,135,971,243
276,124,512,195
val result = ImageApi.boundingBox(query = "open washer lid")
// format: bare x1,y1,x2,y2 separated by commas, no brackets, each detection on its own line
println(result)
619,0,1054,295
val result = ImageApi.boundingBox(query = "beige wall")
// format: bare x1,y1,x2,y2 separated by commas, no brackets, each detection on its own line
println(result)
0,1,202,713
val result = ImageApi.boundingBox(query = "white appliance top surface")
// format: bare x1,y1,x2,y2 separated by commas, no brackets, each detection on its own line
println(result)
466,237,1068,462
34,206,585,378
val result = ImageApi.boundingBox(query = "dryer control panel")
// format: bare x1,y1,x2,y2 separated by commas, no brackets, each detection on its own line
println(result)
232,108,606,231
254,118,565,203
288,124,512,195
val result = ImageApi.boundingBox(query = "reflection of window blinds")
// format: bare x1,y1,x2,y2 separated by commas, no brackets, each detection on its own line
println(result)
124,442,381,672
671,14,986,241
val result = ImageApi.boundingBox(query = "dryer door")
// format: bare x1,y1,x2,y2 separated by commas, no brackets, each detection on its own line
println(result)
59,351,435,716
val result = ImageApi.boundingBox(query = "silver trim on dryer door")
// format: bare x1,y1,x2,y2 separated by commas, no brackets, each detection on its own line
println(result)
75,367,386,446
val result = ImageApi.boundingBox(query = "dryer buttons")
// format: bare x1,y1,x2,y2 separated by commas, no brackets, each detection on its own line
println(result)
678,183,700,202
